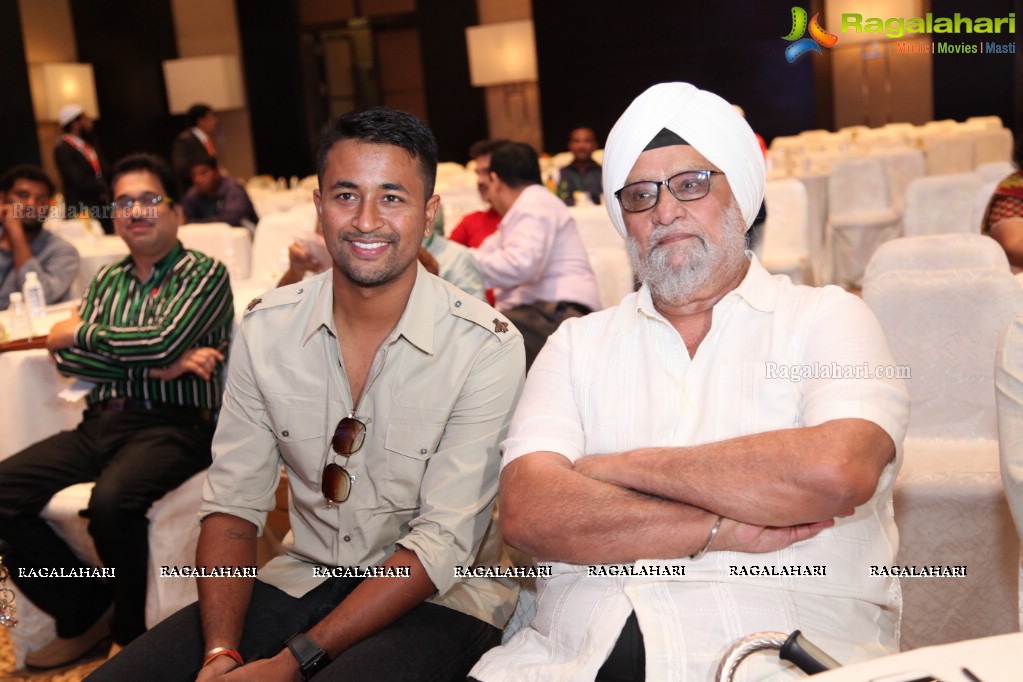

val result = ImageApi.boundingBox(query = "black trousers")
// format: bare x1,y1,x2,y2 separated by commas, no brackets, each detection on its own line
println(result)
504,300,592,370
0,408,213,644
468,611,645,682
87,577,502,681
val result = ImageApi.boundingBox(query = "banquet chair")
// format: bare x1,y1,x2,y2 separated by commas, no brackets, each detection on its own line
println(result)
826,156,902,288
975,161,1017,184
901,173,983,236
972,179,1001,232
922,132,975,175
972,128,1015,168
863,234,1023,647
996,315,1023,630
250,209,319,282
874,146,926,213
7,472,206,668
760,178,812,284
178,222,252,280
966,115,1004,131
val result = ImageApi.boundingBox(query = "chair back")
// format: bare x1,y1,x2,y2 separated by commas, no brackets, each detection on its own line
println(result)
923,133,975,175
178,223,252,280
864,234,1023,439
902,173,983,236
828,156,892,216
972,128,1015,168
251,210,318,281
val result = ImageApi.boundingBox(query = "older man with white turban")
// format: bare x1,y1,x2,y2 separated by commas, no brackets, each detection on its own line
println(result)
470,83,910,681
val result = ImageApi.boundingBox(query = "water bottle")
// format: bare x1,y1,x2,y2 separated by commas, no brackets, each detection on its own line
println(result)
7,292,33,340
22,271,46,318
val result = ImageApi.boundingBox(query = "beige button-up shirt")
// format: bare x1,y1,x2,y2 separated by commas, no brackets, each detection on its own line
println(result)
201,265,525,627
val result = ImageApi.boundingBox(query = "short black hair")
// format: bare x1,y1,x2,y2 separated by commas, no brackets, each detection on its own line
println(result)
317,106,438,197
190,154,218,172
468,139,506,161
488,141,542,189
186,103,213,128
110,154,181,203
0,164,55,198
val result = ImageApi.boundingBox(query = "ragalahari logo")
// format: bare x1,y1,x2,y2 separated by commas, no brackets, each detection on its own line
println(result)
782,7,838,62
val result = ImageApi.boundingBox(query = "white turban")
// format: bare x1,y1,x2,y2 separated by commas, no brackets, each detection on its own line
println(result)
602,83,766,237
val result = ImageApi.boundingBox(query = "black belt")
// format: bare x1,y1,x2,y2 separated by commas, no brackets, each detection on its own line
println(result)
88,398,214,424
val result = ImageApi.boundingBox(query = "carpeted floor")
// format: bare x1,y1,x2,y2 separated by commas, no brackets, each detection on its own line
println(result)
0,627,106,682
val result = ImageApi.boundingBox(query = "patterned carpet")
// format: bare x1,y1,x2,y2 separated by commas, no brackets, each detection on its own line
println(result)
0,627,106,682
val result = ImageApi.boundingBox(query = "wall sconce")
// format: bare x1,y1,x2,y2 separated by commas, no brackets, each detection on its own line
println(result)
30,62,99,122
465,20,538,87
162,55,246,114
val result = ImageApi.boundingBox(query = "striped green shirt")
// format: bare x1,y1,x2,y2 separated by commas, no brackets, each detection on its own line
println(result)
54,241,234,409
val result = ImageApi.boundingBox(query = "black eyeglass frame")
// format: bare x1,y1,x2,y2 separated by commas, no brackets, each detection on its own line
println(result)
110,194,173,213
614,170,724,213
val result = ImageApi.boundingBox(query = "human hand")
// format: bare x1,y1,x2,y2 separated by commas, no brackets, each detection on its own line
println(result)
46,313,83,351
417,245,440,276
716,516,834,554
287,241,321,276
215,652,301,682
151,347,225,381
195,653,240,682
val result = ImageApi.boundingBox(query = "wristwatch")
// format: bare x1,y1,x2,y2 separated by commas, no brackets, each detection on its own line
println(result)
285,632,331,681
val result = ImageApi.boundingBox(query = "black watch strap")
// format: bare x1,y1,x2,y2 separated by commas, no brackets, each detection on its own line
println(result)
285,632,331,681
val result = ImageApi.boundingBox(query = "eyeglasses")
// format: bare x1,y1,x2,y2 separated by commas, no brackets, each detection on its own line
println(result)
614,170,723,213
111,193,173,214
322,414,367,508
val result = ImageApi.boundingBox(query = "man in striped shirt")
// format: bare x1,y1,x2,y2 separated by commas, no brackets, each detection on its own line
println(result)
0,153,234,669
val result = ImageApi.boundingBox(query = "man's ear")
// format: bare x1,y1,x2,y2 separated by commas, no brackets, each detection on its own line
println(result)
424,194,441,237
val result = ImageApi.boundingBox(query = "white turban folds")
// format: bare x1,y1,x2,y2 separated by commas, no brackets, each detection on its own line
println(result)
602,83,767,237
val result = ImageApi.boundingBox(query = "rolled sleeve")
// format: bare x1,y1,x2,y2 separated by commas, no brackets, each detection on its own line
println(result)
200,322,281,533
397,333,525,594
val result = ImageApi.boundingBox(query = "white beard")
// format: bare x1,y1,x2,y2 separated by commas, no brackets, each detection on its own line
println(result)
627,205,748,307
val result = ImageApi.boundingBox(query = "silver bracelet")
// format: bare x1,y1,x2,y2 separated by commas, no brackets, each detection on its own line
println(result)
689,515,723,560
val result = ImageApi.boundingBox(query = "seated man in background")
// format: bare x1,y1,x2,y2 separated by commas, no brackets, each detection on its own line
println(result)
171,103,220,194
448,139,504,248
981,136,1023,271
181,155,259,232
472,141,600,368
472,83,910,681
92,106,524,682
0,153,233,668
0,164,80,309
554,126,602,206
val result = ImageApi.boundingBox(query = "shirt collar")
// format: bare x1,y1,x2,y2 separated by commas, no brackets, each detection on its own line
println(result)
120,241,186,283
301,264,436,355
623,251,779,334
191,127,209,144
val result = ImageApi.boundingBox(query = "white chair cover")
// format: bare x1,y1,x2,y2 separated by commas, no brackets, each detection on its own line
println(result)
902,173,983,237
178,223,252,280
874,146,926,213
973,179,1001,232
826,156,901,288
761,178,812,284
8,473,206,668
923,132,975,175
975,161,1017,184
972,128,1015,168
996,315,1023,630
967,115,1004,130
863,234,1022,439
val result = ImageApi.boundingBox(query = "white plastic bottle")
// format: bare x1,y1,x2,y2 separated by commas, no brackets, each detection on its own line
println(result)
7,292,33,339
22,271,47,318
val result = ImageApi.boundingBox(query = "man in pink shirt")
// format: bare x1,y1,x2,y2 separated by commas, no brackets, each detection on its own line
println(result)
472,141,600,368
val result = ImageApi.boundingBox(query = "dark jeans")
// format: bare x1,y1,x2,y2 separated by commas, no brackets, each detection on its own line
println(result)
0,408,213,644
87,577,502,681
468,611,645,682
504,300,592,369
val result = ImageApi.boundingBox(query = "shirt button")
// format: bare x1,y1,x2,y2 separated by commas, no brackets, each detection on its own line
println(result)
343,535,351,542
297,288,304,294
420,448,428,455
282,430,290,437
454,300,463,307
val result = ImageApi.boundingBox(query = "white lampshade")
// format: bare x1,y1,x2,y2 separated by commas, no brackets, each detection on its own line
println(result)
32,62,99,121
162,55,246,114
465,20,538,87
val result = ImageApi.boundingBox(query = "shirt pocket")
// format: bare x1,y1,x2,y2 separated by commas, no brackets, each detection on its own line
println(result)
263,399,327,492
382,419,446,510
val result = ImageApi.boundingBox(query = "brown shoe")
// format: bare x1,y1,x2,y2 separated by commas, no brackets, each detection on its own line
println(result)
25,608,112,669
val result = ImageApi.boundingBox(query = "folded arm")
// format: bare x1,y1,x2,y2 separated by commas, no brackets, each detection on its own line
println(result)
573,418,894,527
